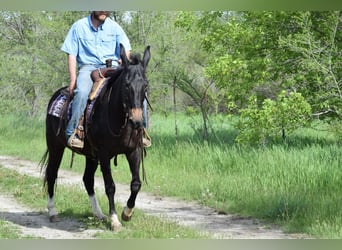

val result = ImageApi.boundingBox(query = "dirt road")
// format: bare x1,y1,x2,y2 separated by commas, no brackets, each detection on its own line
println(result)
0,155,308,239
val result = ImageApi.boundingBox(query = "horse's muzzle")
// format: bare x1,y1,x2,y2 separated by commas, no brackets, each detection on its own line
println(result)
129,108,144,129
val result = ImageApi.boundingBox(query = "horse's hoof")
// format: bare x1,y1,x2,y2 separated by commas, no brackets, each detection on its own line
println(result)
94,213,107,221
95,215,107,221
49,215,60,222
110,214,122,232
121,206,134,222
111,221,123,231
121,210,132,221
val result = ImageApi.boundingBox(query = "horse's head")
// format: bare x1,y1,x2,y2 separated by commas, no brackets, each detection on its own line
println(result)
120,44,150,130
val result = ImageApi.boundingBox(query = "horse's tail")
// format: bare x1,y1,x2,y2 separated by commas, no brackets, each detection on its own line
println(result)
38,149,49,187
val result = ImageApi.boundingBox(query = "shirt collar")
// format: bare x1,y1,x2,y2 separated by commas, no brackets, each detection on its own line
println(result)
88,14,105,31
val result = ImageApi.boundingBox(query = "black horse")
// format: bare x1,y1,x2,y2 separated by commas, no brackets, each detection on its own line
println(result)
40,45,150,230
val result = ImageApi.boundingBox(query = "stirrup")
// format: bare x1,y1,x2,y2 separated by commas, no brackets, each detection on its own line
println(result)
142,128,152,148
67,131,84,149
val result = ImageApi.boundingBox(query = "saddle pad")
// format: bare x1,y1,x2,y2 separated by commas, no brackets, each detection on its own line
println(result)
49,79,107,121
48,93,72,119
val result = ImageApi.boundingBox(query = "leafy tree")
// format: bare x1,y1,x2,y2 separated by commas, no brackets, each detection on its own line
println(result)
0,11,87,117
172,11,227,139
126,11,224,140
187,11,341,143
278,11,342,120
237,91,312,145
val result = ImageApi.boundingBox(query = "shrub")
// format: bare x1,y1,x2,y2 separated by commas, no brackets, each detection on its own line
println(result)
236,91,312,145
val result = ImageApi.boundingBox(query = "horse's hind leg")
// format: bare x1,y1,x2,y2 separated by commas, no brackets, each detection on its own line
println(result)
83,157,106,220
45,146,65,222
122,150,142,221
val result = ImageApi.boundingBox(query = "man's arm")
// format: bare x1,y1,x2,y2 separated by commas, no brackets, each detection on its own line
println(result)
67,54,77,96
125,50,131,60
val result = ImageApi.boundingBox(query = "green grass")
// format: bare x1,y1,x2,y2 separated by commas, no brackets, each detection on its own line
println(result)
0,166,205,239
0,113,342,238
0,220,32,239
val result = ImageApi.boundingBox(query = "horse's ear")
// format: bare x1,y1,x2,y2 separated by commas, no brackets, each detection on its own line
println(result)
120,43,129,67
143,45,151,69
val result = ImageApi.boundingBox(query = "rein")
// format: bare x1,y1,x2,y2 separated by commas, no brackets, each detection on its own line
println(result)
144,95,153,112
104,83,128,138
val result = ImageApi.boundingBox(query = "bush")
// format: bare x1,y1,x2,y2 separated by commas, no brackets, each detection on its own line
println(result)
236,91,312,145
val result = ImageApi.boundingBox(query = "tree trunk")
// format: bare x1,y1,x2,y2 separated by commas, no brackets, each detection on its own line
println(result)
173,77,178,141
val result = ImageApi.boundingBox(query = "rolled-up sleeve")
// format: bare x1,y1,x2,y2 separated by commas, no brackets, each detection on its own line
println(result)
117,25,131,51
61,24,78,57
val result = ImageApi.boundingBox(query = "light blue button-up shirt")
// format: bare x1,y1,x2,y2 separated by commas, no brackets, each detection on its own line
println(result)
61,15,131,67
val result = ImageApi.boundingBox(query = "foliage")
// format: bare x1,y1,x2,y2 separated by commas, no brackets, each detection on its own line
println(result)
173,11,230,139
184,11,341,142
200,11,341,114
0,11,341,144
236,91,312,145
278,11,342,119
0,11,87,117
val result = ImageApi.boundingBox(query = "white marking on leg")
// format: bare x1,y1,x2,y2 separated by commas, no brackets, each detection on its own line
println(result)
47,196,58,217
123,206,134,217
89,195,106,220
111,213,122,231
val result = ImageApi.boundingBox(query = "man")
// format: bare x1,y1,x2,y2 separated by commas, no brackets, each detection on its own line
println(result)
61,11,131,148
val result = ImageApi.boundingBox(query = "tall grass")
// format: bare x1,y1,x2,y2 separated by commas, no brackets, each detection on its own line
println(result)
0,113,341,238
144,113,342,238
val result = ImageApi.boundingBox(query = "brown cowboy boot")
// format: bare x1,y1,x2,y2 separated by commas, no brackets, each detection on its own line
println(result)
67,130,84,149
67,116,85,149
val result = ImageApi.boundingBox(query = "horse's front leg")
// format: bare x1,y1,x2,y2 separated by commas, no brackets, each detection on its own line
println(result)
121,149,142,222
99,156,122,231
83,157,107,220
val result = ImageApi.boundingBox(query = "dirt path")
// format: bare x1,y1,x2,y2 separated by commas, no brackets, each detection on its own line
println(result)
0,155,309,239
0,194,101,239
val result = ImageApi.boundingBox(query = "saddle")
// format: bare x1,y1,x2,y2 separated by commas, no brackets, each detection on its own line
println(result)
89,67,117,100
75,66,118,140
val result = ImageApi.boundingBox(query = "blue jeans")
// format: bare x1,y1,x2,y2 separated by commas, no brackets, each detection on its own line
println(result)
66,65,102,137
143,99,148,128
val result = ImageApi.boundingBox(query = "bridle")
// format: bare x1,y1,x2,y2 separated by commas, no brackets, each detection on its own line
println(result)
105,67,149,183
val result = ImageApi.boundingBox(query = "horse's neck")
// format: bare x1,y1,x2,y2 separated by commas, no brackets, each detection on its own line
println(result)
107,82,122,110
106,83,126,130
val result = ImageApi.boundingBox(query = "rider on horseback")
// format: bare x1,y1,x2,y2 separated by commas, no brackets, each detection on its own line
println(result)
61,11,151,149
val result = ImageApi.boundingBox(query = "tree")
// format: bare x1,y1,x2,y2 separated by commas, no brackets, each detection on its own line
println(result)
0,11,86,116
126,11,224,140
187,11,342,143
279,11,342,120
171,11,226,140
